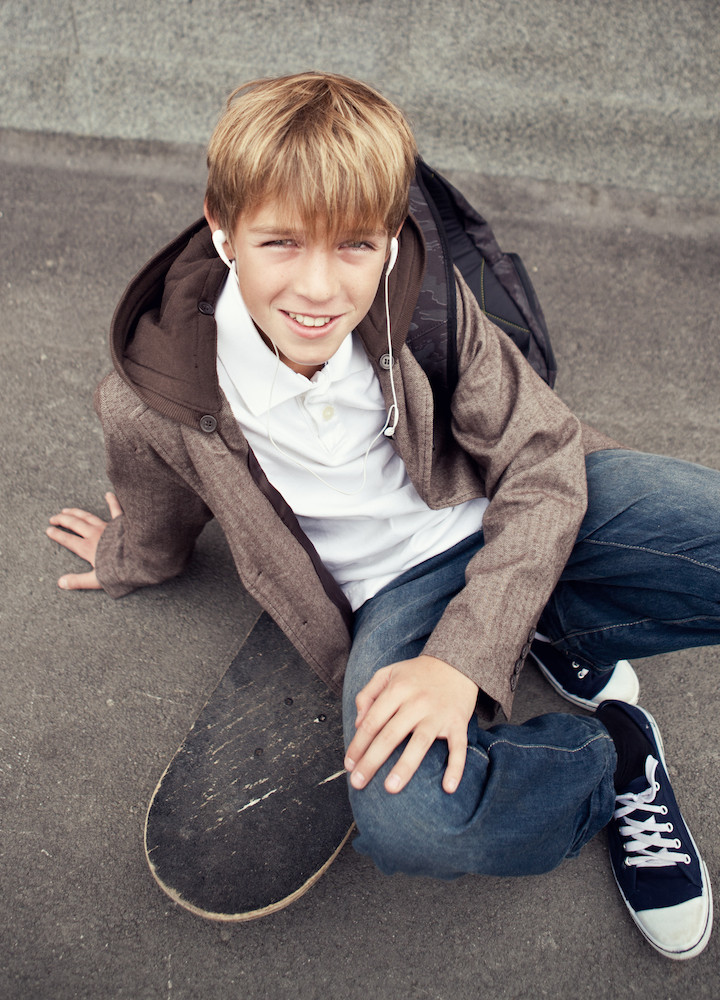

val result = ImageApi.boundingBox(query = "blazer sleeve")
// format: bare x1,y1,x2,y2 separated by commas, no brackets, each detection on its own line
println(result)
93,374,214,598
422,272,588,718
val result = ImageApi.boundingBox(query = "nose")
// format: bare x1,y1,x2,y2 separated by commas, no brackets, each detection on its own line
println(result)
293,248,339,304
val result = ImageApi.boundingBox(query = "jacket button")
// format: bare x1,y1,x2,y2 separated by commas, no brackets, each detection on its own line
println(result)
200,414,217,433
510,675,517,691
513,658,523,674
379,353,393,369
198,301,214,315
521,642,531,658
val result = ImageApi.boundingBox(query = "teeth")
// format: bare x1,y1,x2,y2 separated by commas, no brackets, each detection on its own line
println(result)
288,312,332,328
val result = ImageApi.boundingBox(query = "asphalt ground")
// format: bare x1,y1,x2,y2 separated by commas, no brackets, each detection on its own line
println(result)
4,0,719,199
1,127,719,999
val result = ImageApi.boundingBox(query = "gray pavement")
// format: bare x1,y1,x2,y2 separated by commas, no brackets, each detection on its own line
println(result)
1,125,719,999
2,0,719,199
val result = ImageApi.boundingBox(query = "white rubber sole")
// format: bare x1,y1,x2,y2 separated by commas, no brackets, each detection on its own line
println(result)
530,652,640,711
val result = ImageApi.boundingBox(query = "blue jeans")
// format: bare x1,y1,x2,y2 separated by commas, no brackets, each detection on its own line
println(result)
342,450,720,879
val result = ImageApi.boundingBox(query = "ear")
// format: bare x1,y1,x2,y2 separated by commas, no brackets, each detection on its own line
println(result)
385,220,404,261
203,197,218,231
203,199,234,262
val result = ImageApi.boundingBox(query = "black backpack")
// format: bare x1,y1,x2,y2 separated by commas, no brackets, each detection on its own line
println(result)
406,160,556,407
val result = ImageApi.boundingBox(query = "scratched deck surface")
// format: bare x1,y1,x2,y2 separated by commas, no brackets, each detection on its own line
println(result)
144,612,354,919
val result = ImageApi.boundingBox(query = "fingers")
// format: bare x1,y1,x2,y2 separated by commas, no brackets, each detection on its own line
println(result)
349,710,468,796
344,675,401,783
105,492,123,519
346,705,412,791
46,522,95,562
46,511,104,562
49,508,106,529
344,656,478,797
46,500,115,570
353,665,391,727
381,721,437,794
45,496,119,592
345,689,443,794
441,732,469,794
58,569,101,591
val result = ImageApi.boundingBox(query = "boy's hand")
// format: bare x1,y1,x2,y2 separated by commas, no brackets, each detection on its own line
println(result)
344,655,479,796
46,492,122,590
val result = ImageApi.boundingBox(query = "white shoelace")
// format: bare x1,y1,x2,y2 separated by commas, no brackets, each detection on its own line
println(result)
614,757,691,869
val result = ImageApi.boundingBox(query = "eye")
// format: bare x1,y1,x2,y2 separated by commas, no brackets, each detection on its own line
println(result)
340,240,379,252
261,238,298,248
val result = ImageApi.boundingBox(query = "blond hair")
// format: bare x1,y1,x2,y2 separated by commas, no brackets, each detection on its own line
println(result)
205,72,417,241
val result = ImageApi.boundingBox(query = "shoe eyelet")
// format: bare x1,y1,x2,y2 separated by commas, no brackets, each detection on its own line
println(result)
673,839,682,849
659,805,668,815
653,782,661,793
683,855,691,865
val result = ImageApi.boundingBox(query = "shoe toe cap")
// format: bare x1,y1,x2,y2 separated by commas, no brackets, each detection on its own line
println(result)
595,659,639,706
636,888,713,960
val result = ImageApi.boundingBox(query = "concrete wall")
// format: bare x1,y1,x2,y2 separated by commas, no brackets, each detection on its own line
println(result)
2,0,719,196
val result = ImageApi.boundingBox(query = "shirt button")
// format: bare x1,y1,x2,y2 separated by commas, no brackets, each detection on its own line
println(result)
200,414,217,433
379,353,393,369
322,405,335,421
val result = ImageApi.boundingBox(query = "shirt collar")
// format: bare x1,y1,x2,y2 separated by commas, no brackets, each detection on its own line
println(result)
215,272,364,417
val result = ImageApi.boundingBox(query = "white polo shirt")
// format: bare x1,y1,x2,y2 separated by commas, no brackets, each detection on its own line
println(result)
216,274,488,609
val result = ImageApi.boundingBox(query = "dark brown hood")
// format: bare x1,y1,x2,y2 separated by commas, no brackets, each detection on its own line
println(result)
109,216,426,431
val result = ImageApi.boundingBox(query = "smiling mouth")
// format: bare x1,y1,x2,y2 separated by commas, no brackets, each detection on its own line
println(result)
286,311,335,329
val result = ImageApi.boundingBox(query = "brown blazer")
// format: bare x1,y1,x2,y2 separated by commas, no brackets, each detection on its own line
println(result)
95,219,617,718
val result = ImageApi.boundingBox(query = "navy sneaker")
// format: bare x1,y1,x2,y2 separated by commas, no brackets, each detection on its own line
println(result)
601,701,713,960
529,640,639,710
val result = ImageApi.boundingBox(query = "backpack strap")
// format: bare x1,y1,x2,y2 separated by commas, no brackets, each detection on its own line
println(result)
406,171,457,409
407,160,557,400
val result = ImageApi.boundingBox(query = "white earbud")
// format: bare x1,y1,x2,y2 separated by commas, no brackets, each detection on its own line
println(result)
383,405,399,437
386,236,399,276
212,229,234,270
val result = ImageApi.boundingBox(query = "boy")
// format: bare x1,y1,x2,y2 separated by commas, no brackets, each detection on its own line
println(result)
47,72,718,959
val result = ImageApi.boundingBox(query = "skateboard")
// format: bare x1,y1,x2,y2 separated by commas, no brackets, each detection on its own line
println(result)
144,612,354,921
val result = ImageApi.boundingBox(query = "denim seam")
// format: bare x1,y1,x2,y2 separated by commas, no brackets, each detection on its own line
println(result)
585,537,720,576
559,613,720,643
561,617,652,639
484,731,613,755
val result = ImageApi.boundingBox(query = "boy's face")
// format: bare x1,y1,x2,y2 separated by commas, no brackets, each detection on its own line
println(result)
219,200,393,377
